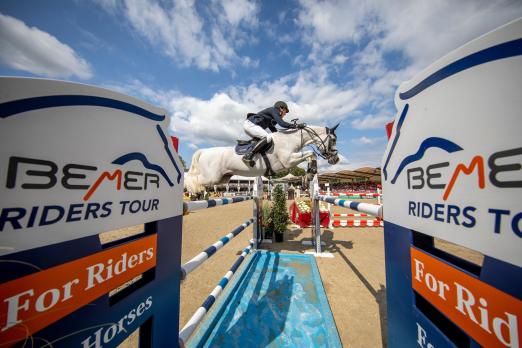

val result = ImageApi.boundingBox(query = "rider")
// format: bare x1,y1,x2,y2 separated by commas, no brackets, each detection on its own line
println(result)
242,101,306,167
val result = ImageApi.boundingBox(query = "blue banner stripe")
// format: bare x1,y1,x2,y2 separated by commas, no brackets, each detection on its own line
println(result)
382,104,409,181
399,38,522,100
0,95,165,121
155,125,182,184
220,236,230,245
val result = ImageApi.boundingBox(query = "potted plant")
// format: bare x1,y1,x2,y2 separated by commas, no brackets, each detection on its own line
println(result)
271,184,289,242
262,201,273,240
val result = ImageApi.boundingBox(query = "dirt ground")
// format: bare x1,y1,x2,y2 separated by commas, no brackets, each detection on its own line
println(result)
114,198,483,347
179,199,388,348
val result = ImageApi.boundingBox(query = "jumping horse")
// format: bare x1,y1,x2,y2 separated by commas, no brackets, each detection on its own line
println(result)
184,124,340,194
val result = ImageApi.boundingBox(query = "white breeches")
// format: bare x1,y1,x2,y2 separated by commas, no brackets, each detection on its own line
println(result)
243,120,273,142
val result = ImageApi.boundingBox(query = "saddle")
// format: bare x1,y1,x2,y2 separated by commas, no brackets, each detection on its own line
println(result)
234,138,276,177
234,138,273,155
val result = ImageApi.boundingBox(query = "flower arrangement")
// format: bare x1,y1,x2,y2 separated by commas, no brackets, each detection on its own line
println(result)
295,199,328,213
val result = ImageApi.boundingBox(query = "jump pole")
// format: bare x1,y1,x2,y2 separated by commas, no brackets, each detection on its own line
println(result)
302,174,332,258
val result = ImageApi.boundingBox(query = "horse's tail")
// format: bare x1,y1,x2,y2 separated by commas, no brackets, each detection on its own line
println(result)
188,149,202,175
184,150,203,194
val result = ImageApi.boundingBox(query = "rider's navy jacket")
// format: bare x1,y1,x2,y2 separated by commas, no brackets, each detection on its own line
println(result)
247,107,296,132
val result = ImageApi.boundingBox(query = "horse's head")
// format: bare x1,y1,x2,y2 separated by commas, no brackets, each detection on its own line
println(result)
302,123,340,165
324,123,340,164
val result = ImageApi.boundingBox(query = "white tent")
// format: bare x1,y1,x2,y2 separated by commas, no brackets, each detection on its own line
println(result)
229,175,269,182
277,173,301,182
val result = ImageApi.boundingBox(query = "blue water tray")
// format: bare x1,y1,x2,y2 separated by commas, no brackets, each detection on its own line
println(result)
187,251,342,347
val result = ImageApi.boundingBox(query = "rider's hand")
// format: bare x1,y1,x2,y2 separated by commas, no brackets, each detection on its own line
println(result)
297,123,306,129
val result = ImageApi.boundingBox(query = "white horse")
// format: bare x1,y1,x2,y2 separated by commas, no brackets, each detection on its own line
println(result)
185,124,340,194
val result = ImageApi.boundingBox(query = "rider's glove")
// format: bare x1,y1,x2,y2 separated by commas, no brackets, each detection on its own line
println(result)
297,123,306,129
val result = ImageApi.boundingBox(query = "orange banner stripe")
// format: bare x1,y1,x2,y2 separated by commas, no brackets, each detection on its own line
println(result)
411,247,521,348
0,234,157,345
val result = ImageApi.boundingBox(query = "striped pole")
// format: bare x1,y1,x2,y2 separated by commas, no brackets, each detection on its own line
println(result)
253,176,263,249
184,196,253,214
311,175,321,254
332,213,371,217
178,243,254,347
318,196,383,219
331,219,384,227
180,219,254,280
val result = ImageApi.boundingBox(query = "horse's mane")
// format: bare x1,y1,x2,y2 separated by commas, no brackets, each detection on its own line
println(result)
277,128,300,134
277,125,324,135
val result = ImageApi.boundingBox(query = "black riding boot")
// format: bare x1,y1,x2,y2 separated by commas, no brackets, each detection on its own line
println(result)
242,137,269,167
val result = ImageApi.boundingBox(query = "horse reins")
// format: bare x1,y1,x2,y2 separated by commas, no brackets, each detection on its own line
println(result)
299,126,336,160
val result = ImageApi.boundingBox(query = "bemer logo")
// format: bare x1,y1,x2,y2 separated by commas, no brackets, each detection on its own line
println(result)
5,152,174,201
390,139,521,201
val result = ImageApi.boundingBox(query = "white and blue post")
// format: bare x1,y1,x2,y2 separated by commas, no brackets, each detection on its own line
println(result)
253,176,263,249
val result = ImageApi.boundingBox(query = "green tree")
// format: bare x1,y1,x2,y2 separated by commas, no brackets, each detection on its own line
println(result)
274,169,289,179
179,155,187,171
273,165,305,179
271,184,289,242
290,166,305,177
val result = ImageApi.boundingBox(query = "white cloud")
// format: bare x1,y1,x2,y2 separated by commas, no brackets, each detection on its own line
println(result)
91,0,119,13
218,0,258,26
113,66,368,146
352,136,377,145
0,13,92,79
97,0,259,71
297,0,522,72
297,0,372,44
351,114,393,130
333,54,349,65
295,0,522,133
376,1,522,70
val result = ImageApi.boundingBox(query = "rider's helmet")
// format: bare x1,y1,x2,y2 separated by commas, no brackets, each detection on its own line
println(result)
274,101,289,113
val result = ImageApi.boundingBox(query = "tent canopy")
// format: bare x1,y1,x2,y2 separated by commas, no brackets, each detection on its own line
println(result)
276,173,301,182
318,167,381,183
229,175,270,182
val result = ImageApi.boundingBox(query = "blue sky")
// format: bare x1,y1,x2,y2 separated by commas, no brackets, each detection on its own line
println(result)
1,0,521,171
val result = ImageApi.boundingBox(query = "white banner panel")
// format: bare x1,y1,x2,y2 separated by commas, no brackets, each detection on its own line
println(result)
0,78,184,255
382,19,522,267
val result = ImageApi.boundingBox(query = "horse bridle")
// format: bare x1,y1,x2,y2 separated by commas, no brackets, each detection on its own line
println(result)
299,126,338,160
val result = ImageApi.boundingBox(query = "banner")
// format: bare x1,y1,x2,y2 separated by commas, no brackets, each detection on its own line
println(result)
382,19,522,267
0,78,184,255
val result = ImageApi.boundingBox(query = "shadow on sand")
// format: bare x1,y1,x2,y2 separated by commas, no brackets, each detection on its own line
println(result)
321,228,388,348
204,253,293,347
